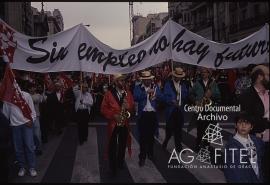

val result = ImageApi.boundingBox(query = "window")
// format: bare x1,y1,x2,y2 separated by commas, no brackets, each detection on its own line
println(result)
170,10,175,18
239,2,248,8
184,13,186,22
254,4,260,17
229,2,237,10
241,9,247,21
231,13,237,24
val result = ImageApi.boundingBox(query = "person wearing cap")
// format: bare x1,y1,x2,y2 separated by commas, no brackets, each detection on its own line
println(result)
73,82,93,145
100,73,134,176
162,67,189,153
190,67,221,152
239,64,269,182
224,112,265,183
133,70,163,167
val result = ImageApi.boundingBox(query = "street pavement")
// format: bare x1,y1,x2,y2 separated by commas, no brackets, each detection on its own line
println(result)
9,112,236,183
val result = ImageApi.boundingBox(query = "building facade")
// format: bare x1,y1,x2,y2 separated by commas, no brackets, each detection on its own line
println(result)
168,2,269,42
0,2,25,33
32,7,49,37
131,15,149,45
132,12,168,45
46,9,64,35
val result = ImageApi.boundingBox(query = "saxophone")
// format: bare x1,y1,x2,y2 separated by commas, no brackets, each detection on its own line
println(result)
117,91,131,127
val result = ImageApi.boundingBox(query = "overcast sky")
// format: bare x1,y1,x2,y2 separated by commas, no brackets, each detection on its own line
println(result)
31,2,168,49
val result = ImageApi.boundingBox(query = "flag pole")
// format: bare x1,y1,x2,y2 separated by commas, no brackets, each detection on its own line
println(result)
90,73,94,91
80,71,83,91
171,59,174,71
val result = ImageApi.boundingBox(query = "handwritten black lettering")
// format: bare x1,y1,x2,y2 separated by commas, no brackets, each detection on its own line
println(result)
137,50,147,64
78,43,147,72
172,29,210,64
214,40,269,67
26,38,50,64
26,38,68,64
49,42,68,63
149,35,170,55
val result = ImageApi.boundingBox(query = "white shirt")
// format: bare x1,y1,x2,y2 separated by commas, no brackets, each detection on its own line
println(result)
233,133,259,177
31,93,47,117
142,85,155,112
2,91,37,127
74,89,93,114
56,91,61,101
203,79,209,88
173,80,182,106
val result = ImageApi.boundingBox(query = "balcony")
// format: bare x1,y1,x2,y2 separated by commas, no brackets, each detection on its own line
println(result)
229,24,238,34
239,14,269,31
191,20,212,32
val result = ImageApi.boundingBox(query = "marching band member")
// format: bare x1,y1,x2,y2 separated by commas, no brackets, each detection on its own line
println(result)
100,74,134,176
133,70,163,167
162,67,189,153
190,67,221,152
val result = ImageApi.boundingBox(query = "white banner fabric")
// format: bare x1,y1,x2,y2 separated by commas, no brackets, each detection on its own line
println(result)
0,18,269,74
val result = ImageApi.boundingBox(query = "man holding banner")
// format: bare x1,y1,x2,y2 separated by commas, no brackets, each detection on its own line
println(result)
74,82,93,145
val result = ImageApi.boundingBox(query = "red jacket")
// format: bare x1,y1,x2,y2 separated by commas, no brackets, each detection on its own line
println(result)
101,88,134,159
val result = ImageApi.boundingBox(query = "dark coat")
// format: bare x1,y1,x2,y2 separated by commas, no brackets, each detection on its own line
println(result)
133,83,163,119
46,92,65,116
0,111,11,150
224,135,265,183
163,79,189,123
239,86,269,134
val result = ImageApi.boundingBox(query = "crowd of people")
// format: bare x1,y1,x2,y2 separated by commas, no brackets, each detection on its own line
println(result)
0,61,269,183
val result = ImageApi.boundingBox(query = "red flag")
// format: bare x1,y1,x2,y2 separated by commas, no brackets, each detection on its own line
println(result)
0,65,33,121
44,73,54,91
59,72,73,91
0,20,17,63
58,73,74,103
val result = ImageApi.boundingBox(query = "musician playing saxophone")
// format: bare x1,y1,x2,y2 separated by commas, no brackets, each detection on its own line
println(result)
101,74,134,176
190,67,221,152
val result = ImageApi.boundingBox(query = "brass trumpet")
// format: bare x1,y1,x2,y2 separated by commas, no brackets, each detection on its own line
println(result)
201,96,212,106
117,91,131,127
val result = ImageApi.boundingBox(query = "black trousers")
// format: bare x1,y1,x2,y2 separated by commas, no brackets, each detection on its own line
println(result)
163,108,184,152
262,142,270,182
109,126,128,172
76,109,90,143
0,149,9,183
40,103,49,143
138,111,157,161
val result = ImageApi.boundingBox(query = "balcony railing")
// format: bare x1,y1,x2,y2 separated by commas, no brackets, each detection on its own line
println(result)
229,14,269,34
239,14,269,31
191,20,212,32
